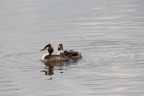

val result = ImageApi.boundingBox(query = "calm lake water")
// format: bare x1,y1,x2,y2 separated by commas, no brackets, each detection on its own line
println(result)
0,0,144,96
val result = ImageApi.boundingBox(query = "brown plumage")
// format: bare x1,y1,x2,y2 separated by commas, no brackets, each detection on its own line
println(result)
41,44,70,62
44,55,70,62
48,44,54,55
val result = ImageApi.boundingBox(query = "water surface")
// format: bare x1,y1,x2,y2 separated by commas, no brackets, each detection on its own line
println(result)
0,0,144,96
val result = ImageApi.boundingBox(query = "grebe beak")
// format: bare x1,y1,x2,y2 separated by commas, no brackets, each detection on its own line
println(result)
40,47,47,51
40,48,45,51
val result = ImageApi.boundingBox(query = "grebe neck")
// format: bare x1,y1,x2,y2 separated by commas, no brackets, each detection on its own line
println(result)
42,53,49,61
57,50,63,55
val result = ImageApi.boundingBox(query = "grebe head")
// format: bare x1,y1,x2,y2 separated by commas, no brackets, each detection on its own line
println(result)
57,44,64,55
58,44,63,51
41,44,54,55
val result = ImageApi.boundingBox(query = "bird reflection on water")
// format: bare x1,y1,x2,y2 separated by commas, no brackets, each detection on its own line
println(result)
41,61,70,79
41,59,81,79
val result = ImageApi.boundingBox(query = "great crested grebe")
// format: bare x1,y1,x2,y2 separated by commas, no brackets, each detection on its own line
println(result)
57,44,82,60
41,44,70,62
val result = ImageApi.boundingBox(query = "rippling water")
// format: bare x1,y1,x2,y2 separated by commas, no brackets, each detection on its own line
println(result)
0,0,144,96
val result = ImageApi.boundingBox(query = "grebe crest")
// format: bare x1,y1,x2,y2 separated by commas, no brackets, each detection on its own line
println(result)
41,44,54,55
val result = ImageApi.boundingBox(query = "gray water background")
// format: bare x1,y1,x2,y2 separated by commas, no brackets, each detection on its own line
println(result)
0,0,144,96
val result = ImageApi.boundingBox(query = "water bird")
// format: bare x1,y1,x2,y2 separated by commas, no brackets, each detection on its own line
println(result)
41,44,70,62
57,44,82,60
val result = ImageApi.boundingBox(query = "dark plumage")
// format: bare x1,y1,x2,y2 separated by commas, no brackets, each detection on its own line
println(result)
58,44,82,60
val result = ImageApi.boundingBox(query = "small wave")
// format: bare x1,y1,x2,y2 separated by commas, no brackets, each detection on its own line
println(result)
1,52,37,58
0,52,40,69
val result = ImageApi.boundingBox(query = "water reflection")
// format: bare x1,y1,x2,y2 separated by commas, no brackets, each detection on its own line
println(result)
41,66,54,76
41,61,69,77
41,59,81,77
